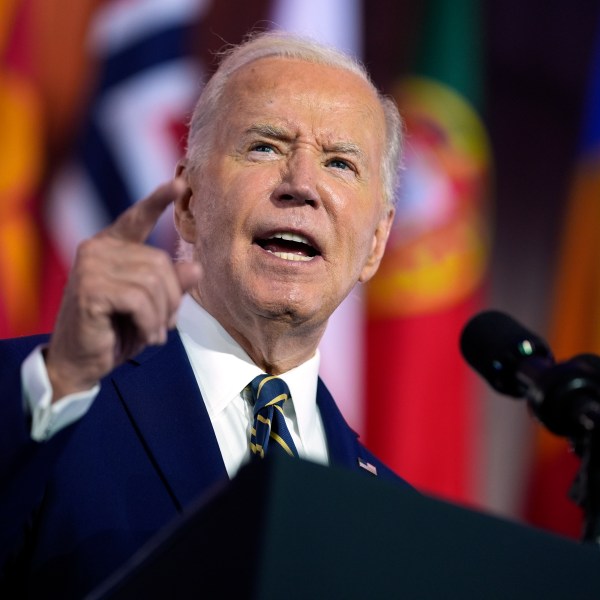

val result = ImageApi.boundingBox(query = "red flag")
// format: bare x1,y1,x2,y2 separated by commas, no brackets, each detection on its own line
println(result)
365,0,491,504
0,0,46,337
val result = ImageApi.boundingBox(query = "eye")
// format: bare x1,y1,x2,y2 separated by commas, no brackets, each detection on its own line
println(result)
327,157,354,171
249,142,276,154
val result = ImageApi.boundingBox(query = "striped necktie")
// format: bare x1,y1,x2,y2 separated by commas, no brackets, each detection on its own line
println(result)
249,374,299,458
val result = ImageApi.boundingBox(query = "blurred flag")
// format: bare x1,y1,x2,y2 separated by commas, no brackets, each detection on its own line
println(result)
364,0,492,504
1,0,208,338
47,0,208,269
524,16,600,538
0,0,55,337
0,1,43,337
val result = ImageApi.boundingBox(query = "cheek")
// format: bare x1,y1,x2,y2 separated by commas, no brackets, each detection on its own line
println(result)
190,176,232,233
342,212,384,271
345,213,376,252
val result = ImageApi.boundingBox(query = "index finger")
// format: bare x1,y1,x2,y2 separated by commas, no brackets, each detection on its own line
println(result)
103,178,187,243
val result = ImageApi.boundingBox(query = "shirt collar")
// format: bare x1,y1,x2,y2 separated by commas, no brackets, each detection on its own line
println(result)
176,295,321,440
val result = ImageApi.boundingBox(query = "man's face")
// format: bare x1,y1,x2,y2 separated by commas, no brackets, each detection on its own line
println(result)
177,57,394,337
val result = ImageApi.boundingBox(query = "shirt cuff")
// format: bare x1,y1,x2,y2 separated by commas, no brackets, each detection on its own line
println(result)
22,345,100,442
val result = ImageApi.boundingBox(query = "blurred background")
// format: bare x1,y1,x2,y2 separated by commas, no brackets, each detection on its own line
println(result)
2,0,600,539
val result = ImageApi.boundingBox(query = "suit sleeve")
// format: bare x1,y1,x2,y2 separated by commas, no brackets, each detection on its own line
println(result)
0,336,77,578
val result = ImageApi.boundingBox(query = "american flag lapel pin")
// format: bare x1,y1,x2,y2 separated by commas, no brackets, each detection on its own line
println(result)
358,457,378,476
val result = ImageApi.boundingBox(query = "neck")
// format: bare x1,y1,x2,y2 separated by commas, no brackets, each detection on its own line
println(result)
233,323,322,375
190,291,326,375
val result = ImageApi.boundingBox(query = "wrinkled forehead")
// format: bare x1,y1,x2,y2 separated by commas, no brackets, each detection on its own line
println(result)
219,56,386,143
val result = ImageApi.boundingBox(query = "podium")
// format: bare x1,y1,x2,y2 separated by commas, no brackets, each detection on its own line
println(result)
91,455,600,599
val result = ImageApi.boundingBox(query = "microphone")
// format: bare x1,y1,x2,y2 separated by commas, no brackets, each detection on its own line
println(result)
460,310,600,439
460,310,554,398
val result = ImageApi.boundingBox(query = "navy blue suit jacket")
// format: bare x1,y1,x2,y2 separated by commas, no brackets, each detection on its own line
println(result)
0,331,410,598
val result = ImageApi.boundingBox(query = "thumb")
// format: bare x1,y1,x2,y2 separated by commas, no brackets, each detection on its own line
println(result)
174,261,202,294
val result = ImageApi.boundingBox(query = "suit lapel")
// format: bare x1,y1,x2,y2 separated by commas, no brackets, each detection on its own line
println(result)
111,332,228,511
109,338,375,509
316,378,363,470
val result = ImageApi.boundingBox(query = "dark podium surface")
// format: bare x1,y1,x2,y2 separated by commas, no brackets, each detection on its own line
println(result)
91,455,600,599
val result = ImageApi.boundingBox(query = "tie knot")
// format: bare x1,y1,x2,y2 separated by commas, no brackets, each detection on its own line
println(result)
250,374,291,414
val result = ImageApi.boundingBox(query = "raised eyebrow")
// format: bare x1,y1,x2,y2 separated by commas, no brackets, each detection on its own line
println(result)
244,124,291,141
244,126,366,163
326,142,366,163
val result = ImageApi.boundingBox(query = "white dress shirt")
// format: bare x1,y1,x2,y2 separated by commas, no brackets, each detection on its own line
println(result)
22,294,329,477
176,295,329,477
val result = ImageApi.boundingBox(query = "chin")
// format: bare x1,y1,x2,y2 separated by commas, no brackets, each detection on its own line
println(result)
256,301,305,322
243,278,336,323
249,293,315,323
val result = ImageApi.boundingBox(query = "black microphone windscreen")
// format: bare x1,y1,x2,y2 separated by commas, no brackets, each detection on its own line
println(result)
460,310,553,396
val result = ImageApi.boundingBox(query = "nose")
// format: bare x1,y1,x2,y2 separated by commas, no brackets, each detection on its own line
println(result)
273,151,320,207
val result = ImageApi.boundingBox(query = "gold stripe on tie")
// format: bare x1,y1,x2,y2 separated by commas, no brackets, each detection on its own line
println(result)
250,442,265,458
270,431,295,456
256,375,277,397
265,393,287,407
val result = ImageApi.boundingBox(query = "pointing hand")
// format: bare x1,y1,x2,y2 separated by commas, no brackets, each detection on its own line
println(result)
45,179,201,402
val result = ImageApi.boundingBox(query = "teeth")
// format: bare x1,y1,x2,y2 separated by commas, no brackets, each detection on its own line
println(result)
272,232,311,245
269,251,314,262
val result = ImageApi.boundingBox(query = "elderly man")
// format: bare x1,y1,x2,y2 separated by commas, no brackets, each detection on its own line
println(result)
0,32,410,597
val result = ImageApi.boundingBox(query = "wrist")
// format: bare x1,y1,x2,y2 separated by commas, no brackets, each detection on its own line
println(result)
44,348,100,403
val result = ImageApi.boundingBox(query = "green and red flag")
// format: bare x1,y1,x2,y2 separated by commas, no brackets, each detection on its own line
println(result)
365,0,492,504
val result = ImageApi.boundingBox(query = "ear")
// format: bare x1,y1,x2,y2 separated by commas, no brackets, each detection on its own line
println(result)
358,206,395,283
173,159,196,243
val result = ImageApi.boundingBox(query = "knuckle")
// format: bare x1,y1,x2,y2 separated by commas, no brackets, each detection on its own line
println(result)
150,249,172,271
84,296,107,320
141,269,162,292
124,286,147,308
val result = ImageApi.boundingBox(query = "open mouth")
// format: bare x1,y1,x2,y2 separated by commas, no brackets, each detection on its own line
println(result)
255,232,320,262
